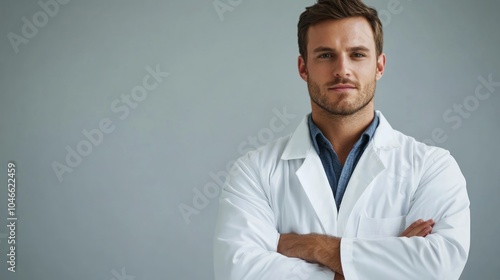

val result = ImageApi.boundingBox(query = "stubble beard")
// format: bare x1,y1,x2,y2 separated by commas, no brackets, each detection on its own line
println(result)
308,76,377,116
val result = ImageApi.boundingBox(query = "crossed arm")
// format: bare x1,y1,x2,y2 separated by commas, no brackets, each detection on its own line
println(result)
215,150,469,279
277,219,435,278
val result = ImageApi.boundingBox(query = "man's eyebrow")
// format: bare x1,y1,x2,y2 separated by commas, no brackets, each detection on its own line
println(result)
313,46,335,53
347,46,370,52
312,46,370,53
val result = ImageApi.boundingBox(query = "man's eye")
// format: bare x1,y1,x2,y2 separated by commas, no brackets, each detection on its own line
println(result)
319,53,332,59
353,53,366,58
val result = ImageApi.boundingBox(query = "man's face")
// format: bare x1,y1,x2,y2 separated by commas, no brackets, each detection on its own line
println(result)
298,17,385,116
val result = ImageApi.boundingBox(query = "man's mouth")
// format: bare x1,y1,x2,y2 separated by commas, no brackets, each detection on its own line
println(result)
328,84,356,91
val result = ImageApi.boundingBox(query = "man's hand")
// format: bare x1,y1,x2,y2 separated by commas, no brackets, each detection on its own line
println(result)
277,219,434,279
277,233,343,275
400,219,434,237
334,272,345,280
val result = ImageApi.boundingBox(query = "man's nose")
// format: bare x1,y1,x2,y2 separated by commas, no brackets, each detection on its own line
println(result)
333,55,351,78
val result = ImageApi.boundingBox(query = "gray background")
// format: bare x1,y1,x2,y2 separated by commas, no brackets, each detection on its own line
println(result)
0,0,499,279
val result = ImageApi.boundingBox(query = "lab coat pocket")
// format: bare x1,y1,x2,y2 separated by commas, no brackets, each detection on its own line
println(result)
357,215,406,239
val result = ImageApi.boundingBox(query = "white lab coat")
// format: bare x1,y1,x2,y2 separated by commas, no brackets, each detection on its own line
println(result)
213,111,470,280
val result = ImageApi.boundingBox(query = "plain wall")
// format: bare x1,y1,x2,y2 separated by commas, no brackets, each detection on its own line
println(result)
0,0,499,279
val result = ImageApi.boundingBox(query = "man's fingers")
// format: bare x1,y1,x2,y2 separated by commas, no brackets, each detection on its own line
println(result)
409,219,433,237
400,219,424,236
334,273,345,280
419,220,435,237
415,220,434,237
401,219,434,237
416,225,432,237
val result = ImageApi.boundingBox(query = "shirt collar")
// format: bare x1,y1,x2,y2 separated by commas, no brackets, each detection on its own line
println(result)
308,112,380,155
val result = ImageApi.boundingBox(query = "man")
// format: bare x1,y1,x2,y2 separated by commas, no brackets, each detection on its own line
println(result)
213,0,470,279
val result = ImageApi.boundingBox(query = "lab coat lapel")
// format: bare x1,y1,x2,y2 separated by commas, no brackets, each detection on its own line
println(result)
296,148,337,235
337,144,385,235
282,116,337,235
336,111,400,235
282,112,399,236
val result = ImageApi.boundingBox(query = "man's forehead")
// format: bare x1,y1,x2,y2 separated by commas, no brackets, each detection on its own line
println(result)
307,17,375,50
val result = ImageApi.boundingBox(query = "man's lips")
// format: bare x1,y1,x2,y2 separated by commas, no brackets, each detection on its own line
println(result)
328,84,356,91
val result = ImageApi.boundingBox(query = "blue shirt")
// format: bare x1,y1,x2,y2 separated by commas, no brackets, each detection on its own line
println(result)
308,113,379,210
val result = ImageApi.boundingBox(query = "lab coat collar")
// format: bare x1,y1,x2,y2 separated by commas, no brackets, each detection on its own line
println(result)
280,111,399,234
281,110,400,160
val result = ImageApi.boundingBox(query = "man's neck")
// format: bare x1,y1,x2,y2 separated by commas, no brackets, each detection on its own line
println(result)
311,104,375,164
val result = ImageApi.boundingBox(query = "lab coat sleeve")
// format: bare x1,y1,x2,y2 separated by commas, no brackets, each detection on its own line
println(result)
213,156,334,280
341,149,470,280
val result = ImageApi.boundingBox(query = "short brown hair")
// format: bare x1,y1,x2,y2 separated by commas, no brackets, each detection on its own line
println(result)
298,0,383,61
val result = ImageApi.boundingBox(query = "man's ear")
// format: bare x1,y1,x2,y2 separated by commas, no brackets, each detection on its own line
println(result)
376,53,386,80
298,55,308,82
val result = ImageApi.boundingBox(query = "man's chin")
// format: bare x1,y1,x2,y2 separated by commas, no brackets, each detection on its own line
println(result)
322,102,370,116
